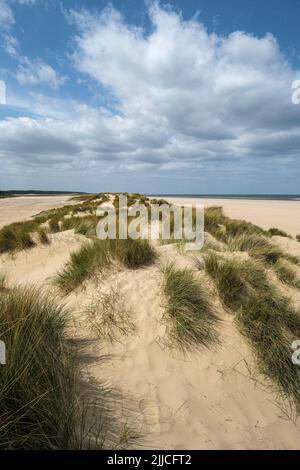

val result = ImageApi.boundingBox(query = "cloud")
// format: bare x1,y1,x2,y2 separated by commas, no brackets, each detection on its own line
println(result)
2,32,19,56
1,2,300,191
0,80,6,104
16,0,39,4
0,1,64,89
0,0,38,58
16,57,67,89
0,0,14,29
0,0,37,31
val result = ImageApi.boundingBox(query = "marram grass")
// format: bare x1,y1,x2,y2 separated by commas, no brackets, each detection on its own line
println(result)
273,259,300,289
162,263,219,350
54,238,156,293
0,286,79,449
204,252,300,402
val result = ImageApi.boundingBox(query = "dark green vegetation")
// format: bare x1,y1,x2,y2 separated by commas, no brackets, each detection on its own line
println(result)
297,235,300,242
55,238,156,294
162,263,218,349
1,190,84,196
0,286,79,449
0,273,6,291
0,193,15,199
268,228,290,238
204,253,300,402
0,221,37,253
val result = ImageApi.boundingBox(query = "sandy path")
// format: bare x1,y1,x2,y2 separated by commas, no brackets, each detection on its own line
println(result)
0,195,75,229
160,197,300,238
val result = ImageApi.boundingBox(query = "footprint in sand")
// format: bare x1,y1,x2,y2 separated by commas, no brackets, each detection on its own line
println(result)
139,398,161,433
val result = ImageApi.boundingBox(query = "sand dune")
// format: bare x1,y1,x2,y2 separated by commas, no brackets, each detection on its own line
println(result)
1,195,300,449
1,236,300,449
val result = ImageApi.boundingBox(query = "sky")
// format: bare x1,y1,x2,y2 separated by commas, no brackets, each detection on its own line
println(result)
0,0,300,194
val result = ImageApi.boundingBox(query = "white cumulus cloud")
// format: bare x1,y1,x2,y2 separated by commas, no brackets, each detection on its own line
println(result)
1,2,300,192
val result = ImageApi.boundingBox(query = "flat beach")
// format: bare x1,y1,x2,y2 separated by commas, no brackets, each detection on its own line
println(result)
0,195,76,229
161,197,300,237
1,195,299,236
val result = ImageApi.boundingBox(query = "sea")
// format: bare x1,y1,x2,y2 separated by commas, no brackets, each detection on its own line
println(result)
149,194,300,201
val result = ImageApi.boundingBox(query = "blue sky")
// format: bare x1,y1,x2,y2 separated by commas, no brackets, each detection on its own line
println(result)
0,0,300,193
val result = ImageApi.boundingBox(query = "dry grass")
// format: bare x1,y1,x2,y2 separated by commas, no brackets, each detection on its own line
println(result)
87,286,136,343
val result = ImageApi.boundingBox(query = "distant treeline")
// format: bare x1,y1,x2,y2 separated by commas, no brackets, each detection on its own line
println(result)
0,190,87,198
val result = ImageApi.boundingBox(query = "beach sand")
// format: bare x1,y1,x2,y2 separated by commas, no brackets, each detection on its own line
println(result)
160,197,300,237
0,195,75,229
1,195,300,449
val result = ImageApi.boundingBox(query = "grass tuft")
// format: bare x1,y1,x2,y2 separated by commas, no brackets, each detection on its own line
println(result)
237,294,300,401
0,273,6,292
204,206,266,242
87,286,136,343
268,228,290,238
116,238,156,269
204,253,268,310
204,252,300,402
0,224,36,253
227,234,283,265
273,259,300,289
54,238,156,294
0,286,79,449
162,263,218,349
37,227,50,245
54,240,109,293
48,216,61,233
